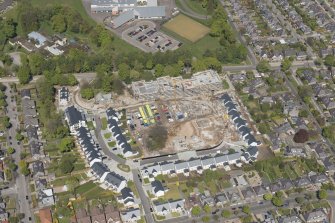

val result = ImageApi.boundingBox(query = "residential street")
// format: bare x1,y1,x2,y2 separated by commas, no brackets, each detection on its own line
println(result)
132,169,155,223
4,84,33,222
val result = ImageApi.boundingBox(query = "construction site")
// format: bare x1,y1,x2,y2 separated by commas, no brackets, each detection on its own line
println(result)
119,70,245,157
71,70,256,157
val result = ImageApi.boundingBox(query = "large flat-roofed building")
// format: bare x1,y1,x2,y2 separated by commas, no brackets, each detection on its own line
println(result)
91,0,166,28
91,0,137,13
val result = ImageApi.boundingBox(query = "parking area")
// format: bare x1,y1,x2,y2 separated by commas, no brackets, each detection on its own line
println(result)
122,21,181,53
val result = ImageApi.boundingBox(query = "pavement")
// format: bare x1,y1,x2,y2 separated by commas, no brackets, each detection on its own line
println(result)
132,169,155,223
4,84,33,222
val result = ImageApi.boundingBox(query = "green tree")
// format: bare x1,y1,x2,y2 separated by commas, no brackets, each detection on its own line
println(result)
202,215,211,223
298,110,309,118
59,156,76,174
317,189,327,199
295,197,304,204
203,204,211,214
15,132,24,141
146,60,153,69
154,64,164,77
65,177,79,192
221,209,231,218
322,125,335,143
256,60,271,73
324,55,335,67
2,116,11,128
17,65,31,84
59,137,75,153
118,63,130,81
81,87,94,100
271,196,283,207
263,193,273,201
18,160,30,176
242,205,251,214
7,147,15,154
191,206,202,216
51,14,67,33
281,58,293,72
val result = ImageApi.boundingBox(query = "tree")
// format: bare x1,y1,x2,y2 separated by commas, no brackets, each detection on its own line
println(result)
15,132,24,141
17,65,31,84
202,215,211,223
242,205,251,215
281,58,293,72
221,210,231,218
18,160,30,176
256,60,271,73
263,193,272,201
59,137,75,153
154,64,164,77
2,116,11,128
146,125,168,151
324,55,335,67
203,204,211,214
118,63,130,81
80,87,94,100
7,147,15,154
295,196,304,204
293,129,309,143
51,14,67,33
317,189,327,199
191,206,202,216
59,156,76,174
271,196,283,207
322,125,335,143
65,177,79,192
298,110,309,118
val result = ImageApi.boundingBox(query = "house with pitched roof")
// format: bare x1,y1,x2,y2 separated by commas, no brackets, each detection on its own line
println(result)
120,208,141,222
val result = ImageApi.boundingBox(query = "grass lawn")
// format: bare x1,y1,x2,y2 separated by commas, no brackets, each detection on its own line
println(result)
101,117,108,130
75,181,97,195
87,121,95,130
104,132,112,139
164,184,181,200
75,181,115,200
163,14,210,42
117,164,131,172
161,26,221,59
207,181,218,195
108,141,116,147
184,0,208,15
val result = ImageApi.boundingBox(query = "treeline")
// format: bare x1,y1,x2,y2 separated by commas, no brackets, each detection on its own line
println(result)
1,1,248,95
209,6,247,64
16,1,91,35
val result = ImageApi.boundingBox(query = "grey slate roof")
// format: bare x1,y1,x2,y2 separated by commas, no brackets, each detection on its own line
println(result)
65,106,84,126
151,180,164,194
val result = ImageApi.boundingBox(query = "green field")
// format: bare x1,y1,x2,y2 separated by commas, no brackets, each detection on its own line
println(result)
163,14,210,42
184,0,208,15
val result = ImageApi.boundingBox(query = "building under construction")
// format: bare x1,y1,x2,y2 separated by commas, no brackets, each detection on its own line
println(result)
131,70,222,100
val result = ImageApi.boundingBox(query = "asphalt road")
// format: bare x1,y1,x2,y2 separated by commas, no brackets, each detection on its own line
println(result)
132,169,155,223
4,84,33,222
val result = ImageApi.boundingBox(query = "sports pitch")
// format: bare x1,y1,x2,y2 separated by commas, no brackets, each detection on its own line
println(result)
163,14,210,42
